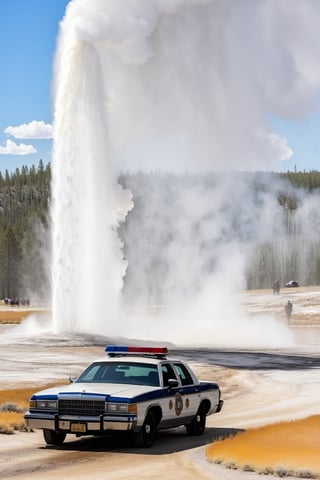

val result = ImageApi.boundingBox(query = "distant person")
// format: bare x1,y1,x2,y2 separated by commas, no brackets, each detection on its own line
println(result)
285,300,293,323
273,280,280,295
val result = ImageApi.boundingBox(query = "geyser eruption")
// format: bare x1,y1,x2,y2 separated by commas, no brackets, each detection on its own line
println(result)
51,0,320,346
52,18,133,332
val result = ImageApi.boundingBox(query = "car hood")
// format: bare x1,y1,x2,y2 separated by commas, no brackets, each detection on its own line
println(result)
32,382,160,400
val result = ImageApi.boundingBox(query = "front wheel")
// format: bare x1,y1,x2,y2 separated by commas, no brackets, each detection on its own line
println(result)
43,429,66,446
186,405,207,436
132,411,156,448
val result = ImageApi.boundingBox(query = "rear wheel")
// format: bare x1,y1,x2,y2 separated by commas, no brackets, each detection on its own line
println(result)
132,411,156,448
43,429,66,446
186,404,207,435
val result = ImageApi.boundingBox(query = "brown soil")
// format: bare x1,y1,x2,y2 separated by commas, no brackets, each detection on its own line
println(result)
0,306,49,324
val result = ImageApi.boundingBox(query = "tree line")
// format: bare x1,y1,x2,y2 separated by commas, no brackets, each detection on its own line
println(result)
0,160,50,302
0,162,320,303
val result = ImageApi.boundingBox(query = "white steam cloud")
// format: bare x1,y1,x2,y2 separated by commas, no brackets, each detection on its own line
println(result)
57,0,320,173
49,0,320,347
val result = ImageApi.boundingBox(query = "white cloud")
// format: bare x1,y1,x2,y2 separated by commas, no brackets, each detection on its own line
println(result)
0,139,37,155
4,120,53,139
268,133,293,162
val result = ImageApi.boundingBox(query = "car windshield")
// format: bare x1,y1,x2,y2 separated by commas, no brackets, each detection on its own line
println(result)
76,361,160,386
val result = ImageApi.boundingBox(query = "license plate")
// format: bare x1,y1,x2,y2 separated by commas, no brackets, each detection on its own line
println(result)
71,423,86,433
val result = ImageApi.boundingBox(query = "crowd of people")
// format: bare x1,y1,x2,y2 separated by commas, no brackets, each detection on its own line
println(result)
3,297,31,307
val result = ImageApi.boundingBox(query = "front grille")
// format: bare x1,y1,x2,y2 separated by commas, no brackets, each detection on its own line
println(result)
58,399,105,416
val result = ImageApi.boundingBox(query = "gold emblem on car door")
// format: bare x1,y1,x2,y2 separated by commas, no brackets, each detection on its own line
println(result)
175,393,183,416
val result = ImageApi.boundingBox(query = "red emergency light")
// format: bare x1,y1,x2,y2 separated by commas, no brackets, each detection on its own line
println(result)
105,345,168,357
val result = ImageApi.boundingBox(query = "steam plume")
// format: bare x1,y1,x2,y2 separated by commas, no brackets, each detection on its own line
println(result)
50,0,320,346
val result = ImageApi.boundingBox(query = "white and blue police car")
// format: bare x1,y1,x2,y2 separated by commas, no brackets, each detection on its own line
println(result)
25,345,223,448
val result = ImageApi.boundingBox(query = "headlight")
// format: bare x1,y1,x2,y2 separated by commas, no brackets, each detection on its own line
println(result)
35,400,58,410
106,403,137,414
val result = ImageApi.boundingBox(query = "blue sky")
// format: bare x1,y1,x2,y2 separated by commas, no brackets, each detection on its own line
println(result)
0,0,69,174
0,0,320,174
270,113,320,172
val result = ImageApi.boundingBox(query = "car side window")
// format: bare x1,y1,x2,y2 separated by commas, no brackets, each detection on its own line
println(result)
173,363,194,386
161,363,177,387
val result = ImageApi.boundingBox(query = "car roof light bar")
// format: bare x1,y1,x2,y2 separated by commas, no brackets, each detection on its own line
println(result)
105,345,168,358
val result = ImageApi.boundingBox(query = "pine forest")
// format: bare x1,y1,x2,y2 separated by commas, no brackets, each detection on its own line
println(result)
1,161,320,304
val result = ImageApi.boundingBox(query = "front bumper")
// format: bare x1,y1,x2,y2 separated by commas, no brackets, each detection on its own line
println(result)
216,399,224,413
24,412,137,433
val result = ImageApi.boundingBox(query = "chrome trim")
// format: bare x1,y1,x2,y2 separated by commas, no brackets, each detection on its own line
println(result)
25,413,137,433
25,418,55,430
58,398,106,416
103,421,132,431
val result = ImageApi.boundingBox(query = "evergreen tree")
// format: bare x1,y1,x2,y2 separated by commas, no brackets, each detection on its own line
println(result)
0,226,22,298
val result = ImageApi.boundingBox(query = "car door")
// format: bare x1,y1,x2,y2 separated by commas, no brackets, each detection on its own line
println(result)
159,362,184,428
172,362,200,422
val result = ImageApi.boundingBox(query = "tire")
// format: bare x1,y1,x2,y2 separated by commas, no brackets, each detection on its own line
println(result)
186,404,206,436
43,429,66,446
132,411,156,448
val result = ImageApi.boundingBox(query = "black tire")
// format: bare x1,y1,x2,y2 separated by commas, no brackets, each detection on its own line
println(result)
43,429,66,446
132,411,156,448
186,404,207,436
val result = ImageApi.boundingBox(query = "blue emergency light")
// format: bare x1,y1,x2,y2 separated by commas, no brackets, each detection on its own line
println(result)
105,345,168,357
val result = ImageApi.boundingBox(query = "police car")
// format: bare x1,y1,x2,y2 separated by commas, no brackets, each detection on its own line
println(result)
24,345,223,448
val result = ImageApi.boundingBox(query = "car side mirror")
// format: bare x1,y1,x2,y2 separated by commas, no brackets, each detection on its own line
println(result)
69,374,76,383
167,378,179,389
